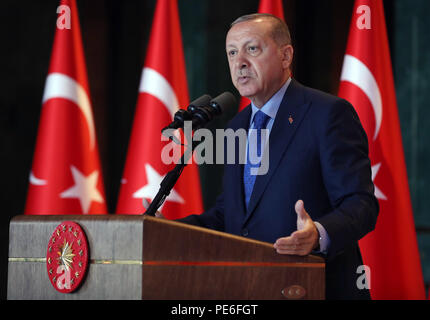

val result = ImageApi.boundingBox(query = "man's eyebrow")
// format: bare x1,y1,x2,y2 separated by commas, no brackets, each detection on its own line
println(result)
226,39,256,48
226,44,237,48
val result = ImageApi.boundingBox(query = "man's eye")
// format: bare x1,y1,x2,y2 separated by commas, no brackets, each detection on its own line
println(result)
248,46,259,53
228,50,237,57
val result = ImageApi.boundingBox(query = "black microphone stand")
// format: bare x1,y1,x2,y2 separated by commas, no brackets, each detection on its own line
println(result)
144,91,235,216
144,138,202,216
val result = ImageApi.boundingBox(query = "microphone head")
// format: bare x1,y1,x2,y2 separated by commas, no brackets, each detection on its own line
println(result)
187,94,212,114
209,92,237,114
188,94,212,112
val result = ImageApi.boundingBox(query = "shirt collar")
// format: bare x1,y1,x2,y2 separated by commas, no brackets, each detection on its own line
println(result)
250,77,291,123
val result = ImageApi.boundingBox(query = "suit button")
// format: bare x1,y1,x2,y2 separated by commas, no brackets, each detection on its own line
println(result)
241,228,249,237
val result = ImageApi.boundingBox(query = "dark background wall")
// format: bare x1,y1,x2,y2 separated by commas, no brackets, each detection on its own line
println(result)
1,0,429,299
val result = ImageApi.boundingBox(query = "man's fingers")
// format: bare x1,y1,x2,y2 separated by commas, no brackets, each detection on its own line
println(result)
274,233,311,246
275,200,318,256
274,236,293,245
295,199,308,219
275,239,315,250
291,229,315,241
274,244,311,256
295,199,304,213
274,237,314,250
274,234,316,256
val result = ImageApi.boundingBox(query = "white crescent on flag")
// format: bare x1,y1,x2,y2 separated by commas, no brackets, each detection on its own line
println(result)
42,72,96,150
29,171,47,186
340,54,383,141
139,67,179,119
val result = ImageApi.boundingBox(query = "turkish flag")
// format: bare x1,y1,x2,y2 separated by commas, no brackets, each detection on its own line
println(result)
25,0,107,215
338,0,425,299
258,0,285,20
237,0,285,112
115,0,203,219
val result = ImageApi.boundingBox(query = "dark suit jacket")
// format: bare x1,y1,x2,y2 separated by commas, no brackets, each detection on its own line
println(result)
180,79,379,300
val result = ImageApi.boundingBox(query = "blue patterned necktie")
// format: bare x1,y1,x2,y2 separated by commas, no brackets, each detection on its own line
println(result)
244,110,271,208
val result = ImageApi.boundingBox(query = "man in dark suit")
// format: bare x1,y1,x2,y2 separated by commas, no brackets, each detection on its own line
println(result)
174,13,379,299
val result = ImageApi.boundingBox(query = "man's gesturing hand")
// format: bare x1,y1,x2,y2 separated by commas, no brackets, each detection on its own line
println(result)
274,200,319,256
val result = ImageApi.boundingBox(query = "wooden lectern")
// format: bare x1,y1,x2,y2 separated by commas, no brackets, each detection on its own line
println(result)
8,215,325,300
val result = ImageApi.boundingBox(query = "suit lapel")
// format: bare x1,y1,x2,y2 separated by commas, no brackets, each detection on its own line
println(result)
244,79,311,223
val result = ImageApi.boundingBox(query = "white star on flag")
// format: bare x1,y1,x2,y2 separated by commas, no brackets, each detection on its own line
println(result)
133,163,185,209
60,165,105,213
371,162,387,200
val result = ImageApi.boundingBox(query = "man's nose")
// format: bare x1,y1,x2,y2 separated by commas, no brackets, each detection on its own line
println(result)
235,51,249,69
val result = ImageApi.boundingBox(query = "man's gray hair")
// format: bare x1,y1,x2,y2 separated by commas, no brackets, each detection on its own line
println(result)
230,13,292,46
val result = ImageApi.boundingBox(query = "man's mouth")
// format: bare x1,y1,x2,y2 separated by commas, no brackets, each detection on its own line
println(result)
237,76,250,84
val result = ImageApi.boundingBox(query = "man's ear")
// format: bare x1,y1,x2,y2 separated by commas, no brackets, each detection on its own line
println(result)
281,44,294,70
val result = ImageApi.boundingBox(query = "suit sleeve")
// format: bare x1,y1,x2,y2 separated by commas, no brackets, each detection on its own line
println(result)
177,192,225,232
315,98,379,260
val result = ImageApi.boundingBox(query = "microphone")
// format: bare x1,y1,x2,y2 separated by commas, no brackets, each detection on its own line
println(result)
144,92,236,217
161,94,212,133
191,92,237,129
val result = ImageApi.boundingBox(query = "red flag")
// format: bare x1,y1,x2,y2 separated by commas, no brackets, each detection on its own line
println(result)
338,0,425,299
25,0,107,215
258,0,285,20
116,0,203,219
237,0,285,112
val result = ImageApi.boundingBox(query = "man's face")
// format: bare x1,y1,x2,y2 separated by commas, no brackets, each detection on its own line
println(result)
226,19,292,107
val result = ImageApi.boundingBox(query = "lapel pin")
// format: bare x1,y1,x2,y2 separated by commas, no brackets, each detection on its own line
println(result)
288,115,293,124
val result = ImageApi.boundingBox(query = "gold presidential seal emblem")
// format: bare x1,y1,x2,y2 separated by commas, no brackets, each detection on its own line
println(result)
46,221,89,293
